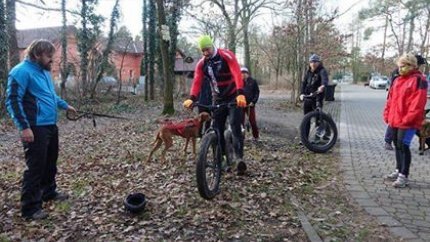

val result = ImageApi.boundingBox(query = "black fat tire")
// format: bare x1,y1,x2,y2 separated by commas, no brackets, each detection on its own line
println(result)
300,111,338,153
196,132,222,200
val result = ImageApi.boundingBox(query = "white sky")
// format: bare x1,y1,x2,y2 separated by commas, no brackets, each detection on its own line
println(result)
16,0,371,46
16,0,143,36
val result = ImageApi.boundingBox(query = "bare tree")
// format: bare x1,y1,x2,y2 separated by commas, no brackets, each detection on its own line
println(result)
148,0,156,100
142,0,149,101
115,27,133,104
0,0,8,115
190,0,242,52
89,0,120,99
240,0,277,73
60,0,68,98
6,0,19,68
156,0,174,114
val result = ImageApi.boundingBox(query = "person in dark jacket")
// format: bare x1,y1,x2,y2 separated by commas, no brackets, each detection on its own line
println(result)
240,67,260,140
6,39,77,220
299,54,329,138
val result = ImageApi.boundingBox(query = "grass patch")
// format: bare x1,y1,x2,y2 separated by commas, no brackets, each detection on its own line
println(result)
356,228,370,241
71,179,89,197
41,220,55,230
55,201,71,213
0,234,11,242
108,103,136,114
2,171,20,181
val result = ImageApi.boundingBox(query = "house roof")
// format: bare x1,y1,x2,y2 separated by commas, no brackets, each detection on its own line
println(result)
16,26,143,54
17,26,77,49
174,56,199,73
104,38,144,54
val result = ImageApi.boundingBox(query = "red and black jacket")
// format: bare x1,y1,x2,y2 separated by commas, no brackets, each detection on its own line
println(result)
384,70,428,129
190,48,244,103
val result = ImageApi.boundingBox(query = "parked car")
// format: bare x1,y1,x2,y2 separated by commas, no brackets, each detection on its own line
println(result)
369,76,388,89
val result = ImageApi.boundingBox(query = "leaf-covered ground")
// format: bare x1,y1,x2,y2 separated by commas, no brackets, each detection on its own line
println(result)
1,91,399,241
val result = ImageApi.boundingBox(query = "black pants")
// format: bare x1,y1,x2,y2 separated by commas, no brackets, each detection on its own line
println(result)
392,128,415,178
303,98,324,138
213,105,244,159
21,125,59,217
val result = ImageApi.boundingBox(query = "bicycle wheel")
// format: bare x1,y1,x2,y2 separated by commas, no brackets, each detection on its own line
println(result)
196,132,222,199
300,111,338,153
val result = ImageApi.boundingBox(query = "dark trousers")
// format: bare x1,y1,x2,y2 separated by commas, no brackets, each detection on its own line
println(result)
213,105,244,159
303,98,323,138
392,128,415,178
21,125,59,217
242,106,259,139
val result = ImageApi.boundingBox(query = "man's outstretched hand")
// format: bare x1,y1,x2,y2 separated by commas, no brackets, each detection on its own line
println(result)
236,95,247,108
183,99,193,109
67,105,77,113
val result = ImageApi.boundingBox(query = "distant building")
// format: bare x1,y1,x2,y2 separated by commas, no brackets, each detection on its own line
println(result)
174,49,198,96
16,26,144,85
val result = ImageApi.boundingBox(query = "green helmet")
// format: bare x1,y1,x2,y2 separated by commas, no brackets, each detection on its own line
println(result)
198,35,213,50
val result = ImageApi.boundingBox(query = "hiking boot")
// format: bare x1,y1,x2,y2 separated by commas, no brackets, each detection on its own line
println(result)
237,160,247,176
384,142,394,150
386,170,399,181
43,192,69,202
393,174,409,188
24,210,48,220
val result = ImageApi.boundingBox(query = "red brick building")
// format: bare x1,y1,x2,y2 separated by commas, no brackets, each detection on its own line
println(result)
16,26,144,85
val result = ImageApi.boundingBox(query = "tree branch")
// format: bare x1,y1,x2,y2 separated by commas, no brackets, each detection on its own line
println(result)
16,0,80,15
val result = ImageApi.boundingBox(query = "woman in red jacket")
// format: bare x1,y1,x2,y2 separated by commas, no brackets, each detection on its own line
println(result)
384,53,428,188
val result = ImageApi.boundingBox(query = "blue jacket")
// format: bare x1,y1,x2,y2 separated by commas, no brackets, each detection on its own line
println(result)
6,59,68,130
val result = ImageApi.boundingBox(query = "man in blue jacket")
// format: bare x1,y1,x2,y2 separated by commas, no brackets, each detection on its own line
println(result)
6,39,76,220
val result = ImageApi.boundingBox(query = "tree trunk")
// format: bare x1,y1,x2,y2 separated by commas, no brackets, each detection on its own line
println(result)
0,0,8,115
6,0,19,68
156,0,174,115
243,16,251,72
89,0,120,99
381,15,388,71
420,8,430,54
142,0,149,101
79,0,89,98
117,38,132,104
148,0,156,100
406,15,415,53
60,0,68,99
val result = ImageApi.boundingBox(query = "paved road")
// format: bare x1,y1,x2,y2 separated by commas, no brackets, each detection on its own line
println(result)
340,84,430,241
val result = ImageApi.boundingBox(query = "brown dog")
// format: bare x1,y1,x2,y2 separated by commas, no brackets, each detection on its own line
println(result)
419,119,430,155
146,112,211,163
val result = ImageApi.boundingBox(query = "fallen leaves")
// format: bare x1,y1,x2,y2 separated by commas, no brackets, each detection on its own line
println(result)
0,95,396,241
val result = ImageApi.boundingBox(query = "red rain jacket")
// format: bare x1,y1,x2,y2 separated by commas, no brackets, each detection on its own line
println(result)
383,70,428,129
190,48,243,102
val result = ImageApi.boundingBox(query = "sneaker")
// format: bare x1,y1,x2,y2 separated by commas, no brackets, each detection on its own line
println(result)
392,174,409,188
24,209,48,220
237,161,247,176
384,142,394,150
43,192,69,202
386,170,399,181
